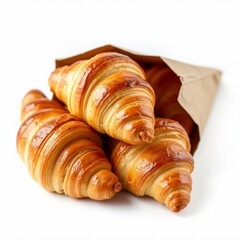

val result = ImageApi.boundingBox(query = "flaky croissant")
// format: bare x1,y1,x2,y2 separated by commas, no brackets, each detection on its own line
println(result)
109,118,194,212
48,52,156,145
146,64,194,136
17,89,122,200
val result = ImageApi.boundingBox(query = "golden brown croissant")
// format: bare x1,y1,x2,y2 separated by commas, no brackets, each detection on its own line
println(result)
109,118,194,212
146,64,194,136
48,52,156,145
17,89,122,200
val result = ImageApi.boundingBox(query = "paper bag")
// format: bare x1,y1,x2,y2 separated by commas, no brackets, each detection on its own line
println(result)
55,44,221,154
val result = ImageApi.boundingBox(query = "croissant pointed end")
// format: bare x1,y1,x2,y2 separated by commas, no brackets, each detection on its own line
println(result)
87,170,122,200
113,182,122,194
165,190,191,213
139,130,155,143
48,70,58,91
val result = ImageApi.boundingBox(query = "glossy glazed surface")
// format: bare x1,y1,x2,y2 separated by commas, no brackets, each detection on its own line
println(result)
17,90,121,200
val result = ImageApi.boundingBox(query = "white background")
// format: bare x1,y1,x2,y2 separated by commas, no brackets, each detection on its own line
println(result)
1,0,239,239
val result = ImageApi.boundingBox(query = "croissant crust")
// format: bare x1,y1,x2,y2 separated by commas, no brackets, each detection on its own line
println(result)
48,52,156,145
17,90,122,200
109,118,194,212
146,64,194,136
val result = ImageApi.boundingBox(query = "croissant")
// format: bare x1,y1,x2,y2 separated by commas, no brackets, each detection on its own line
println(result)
17,89,122,200
48,52,156,145
109,118,194,212
146,64,194,135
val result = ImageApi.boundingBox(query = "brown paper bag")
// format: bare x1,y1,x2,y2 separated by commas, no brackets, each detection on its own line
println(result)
55,44,221,154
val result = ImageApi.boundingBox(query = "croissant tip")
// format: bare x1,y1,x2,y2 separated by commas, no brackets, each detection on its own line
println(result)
113,182,122,193
171,204,187,213
139,130,154,143
167,191,191,213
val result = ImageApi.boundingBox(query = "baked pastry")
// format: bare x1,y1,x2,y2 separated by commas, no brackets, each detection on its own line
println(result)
109,118,194,212
146,64,194,135
17,89,122,200
48,52,156,145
